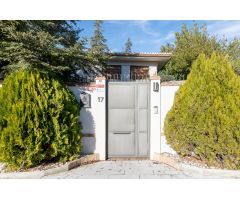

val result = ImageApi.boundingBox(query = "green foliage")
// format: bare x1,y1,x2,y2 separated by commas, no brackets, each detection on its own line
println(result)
123,38,133,53
0,20,99,82
159,70,176,82
164,53,240,169
160,43,174,53
0,69,82,170
88,20,109,73
160,23,224,80
225,38,240,75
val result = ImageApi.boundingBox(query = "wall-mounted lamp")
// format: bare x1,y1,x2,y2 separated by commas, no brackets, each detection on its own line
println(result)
153,82,159,92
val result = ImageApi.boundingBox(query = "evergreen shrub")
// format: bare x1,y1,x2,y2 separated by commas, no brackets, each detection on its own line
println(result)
0,69,82,170
164,53,240,169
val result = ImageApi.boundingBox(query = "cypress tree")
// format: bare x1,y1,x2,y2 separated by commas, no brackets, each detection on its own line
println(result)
89,20,109,74
0,69,82,170
123,38,133,53
164,53,240,169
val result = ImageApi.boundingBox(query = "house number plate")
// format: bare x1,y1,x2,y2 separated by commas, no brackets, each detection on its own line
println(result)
98,97,104,102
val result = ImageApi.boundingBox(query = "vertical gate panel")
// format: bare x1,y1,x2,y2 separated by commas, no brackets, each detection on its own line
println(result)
137,84,149,156
108,109,135,156
108,85,135,108
108,109,135,132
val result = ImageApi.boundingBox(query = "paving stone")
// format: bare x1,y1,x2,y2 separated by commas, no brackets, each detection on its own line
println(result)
44,160,235,179
170,174,191,179
67,174,108,179
153,169,182,175
108,175,140,179
140,174,172,179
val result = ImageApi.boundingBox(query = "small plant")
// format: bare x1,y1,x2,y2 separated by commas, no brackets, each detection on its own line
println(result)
0,69,82,170
164,53,240,169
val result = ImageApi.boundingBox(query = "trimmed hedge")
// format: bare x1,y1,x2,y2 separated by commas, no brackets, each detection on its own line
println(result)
164,53,240,169
0,70,82,170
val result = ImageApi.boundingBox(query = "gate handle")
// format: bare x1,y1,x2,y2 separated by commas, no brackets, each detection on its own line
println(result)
114,132,131,134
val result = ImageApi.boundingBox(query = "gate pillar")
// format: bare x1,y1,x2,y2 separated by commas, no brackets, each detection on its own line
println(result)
95,77,106,160
150,76,161,159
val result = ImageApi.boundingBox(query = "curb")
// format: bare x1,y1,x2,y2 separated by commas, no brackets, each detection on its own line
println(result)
153,153,180,170
0,153,100,179
153,153,240,178
180,163,240,178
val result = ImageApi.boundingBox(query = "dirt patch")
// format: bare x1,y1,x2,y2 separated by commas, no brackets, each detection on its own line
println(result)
161,153,211,169
180,156,210,169
0,163,6,173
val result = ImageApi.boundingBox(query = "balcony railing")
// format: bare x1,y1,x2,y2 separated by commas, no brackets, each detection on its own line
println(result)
106,73,150,81
71,73,150,83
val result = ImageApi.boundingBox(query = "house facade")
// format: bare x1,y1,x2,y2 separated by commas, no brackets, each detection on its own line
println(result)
105,52,172,80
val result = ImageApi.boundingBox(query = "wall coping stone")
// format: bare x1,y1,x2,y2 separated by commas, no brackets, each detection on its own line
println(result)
161,81,185,86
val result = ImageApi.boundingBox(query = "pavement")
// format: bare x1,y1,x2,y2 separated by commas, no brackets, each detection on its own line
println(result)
43,160,193,179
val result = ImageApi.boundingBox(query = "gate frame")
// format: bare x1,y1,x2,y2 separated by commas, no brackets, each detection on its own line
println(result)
105,76,161,160
106,80,151,159
92,76,161,160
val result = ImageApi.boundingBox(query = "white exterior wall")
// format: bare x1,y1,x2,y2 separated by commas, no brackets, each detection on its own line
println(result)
160,84,181,155
149,65,157,77
68,85,97,155
160,85,180,133
150,77,161,159
68,78,106,160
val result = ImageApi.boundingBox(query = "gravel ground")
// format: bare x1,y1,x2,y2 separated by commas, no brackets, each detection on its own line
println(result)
0,163,5,173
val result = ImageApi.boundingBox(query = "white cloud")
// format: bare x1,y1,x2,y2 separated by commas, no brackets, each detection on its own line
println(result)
150,31,175,47
135,30,175,49
104,20,175,52
164,31,175,41
132,20,160,37
105,20,161,37
106,20,161,37
207,21,240,40
110,48,120,52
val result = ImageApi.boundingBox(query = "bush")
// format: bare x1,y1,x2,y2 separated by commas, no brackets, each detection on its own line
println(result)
159,70,176,82
164,53,240,169
0,70,82,170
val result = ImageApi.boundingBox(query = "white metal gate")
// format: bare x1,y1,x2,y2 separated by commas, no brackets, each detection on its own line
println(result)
107,81,150,158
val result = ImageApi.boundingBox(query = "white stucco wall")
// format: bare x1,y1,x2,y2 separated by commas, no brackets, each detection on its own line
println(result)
160,82,184,155
149,66,157,77
68,79,106,160
68,85,97,155
160,85,180,133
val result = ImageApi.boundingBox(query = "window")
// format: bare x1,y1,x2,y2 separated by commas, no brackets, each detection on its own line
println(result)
104,65,121,80
130,66,149,80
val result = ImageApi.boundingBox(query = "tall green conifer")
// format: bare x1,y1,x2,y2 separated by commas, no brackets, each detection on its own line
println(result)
164,53,240,169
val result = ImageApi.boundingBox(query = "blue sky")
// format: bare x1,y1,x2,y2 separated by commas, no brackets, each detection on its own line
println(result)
77,20,240,52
